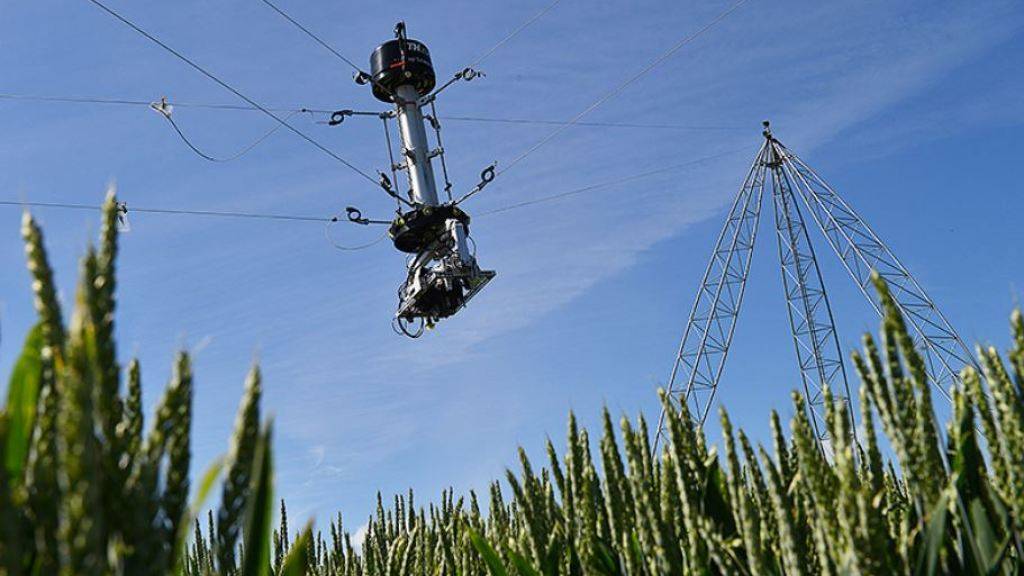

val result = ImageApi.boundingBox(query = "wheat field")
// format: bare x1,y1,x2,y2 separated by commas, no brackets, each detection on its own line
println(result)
2,196,1022,575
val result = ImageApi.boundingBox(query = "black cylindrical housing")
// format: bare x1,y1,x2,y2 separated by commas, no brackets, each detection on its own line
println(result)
369,38,436,102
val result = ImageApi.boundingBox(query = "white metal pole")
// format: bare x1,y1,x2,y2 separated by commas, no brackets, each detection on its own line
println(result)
393,84,439,206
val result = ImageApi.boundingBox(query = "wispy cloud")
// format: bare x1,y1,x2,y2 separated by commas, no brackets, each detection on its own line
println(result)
360,0,1022,365
264,3,1024,503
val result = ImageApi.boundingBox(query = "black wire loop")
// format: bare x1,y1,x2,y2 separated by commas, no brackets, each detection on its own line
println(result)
480,164,496,184
454,162,498,205
393,317,424,338
329,110,353,125
346,206,366,224
344,205,392,226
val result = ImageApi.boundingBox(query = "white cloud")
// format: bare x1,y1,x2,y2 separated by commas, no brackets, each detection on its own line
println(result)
351,522,370,550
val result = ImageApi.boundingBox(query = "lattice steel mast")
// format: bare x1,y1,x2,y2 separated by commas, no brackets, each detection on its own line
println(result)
656,122,976,448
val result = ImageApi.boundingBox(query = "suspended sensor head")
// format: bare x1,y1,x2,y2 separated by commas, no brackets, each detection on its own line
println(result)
394,210,495,329
369,36,436,103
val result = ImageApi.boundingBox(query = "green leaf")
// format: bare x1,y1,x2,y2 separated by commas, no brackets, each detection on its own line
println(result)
509,548,543,576
969,499,994,564
173,456,225,574
5,323,43,483
589,541,622,576
241,421,275,576
280,523,313,576
468,528,508,576
914,484,951,576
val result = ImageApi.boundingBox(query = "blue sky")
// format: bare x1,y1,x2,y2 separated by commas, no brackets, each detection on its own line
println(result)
1,0,1022,533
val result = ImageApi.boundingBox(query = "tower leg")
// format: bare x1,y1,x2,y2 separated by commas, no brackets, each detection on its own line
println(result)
768,146,856,446
655,141,769,449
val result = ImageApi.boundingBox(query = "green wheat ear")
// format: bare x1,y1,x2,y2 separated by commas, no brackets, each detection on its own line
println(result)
56,252,108,576
218,364,263,573
5,204,282,576
21,212,64,356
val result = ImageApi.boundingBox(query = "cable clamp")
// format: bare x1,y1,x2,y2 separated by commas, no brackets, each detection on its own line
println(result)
378,172,395,194
457,67,484,81
116,201,131,232
149,96,173,118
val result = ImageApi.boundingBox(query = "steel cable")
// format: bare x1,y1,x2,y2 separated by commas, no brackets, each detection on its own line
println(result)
0,93,749,131
0,200,330,222
489,0,750,182
431,0,564,97
160,110,299,162
85,0,378,186
477,146,751,216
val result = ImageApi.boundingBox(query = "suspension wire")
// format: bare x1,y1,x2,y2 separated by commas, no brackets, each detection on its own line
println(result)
439,115,747,131
429,101,454,202
380,116,403,210
0,146,749,224
2,199,388,254
256,0,404,103
1,92,752,131
0,93,325,113
477,146,750,217
476,0,750,193
323,216,388,251
159,109,299,162
0,199,331,222
431,0,564,98
258,0,365,75
85,0,379,187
